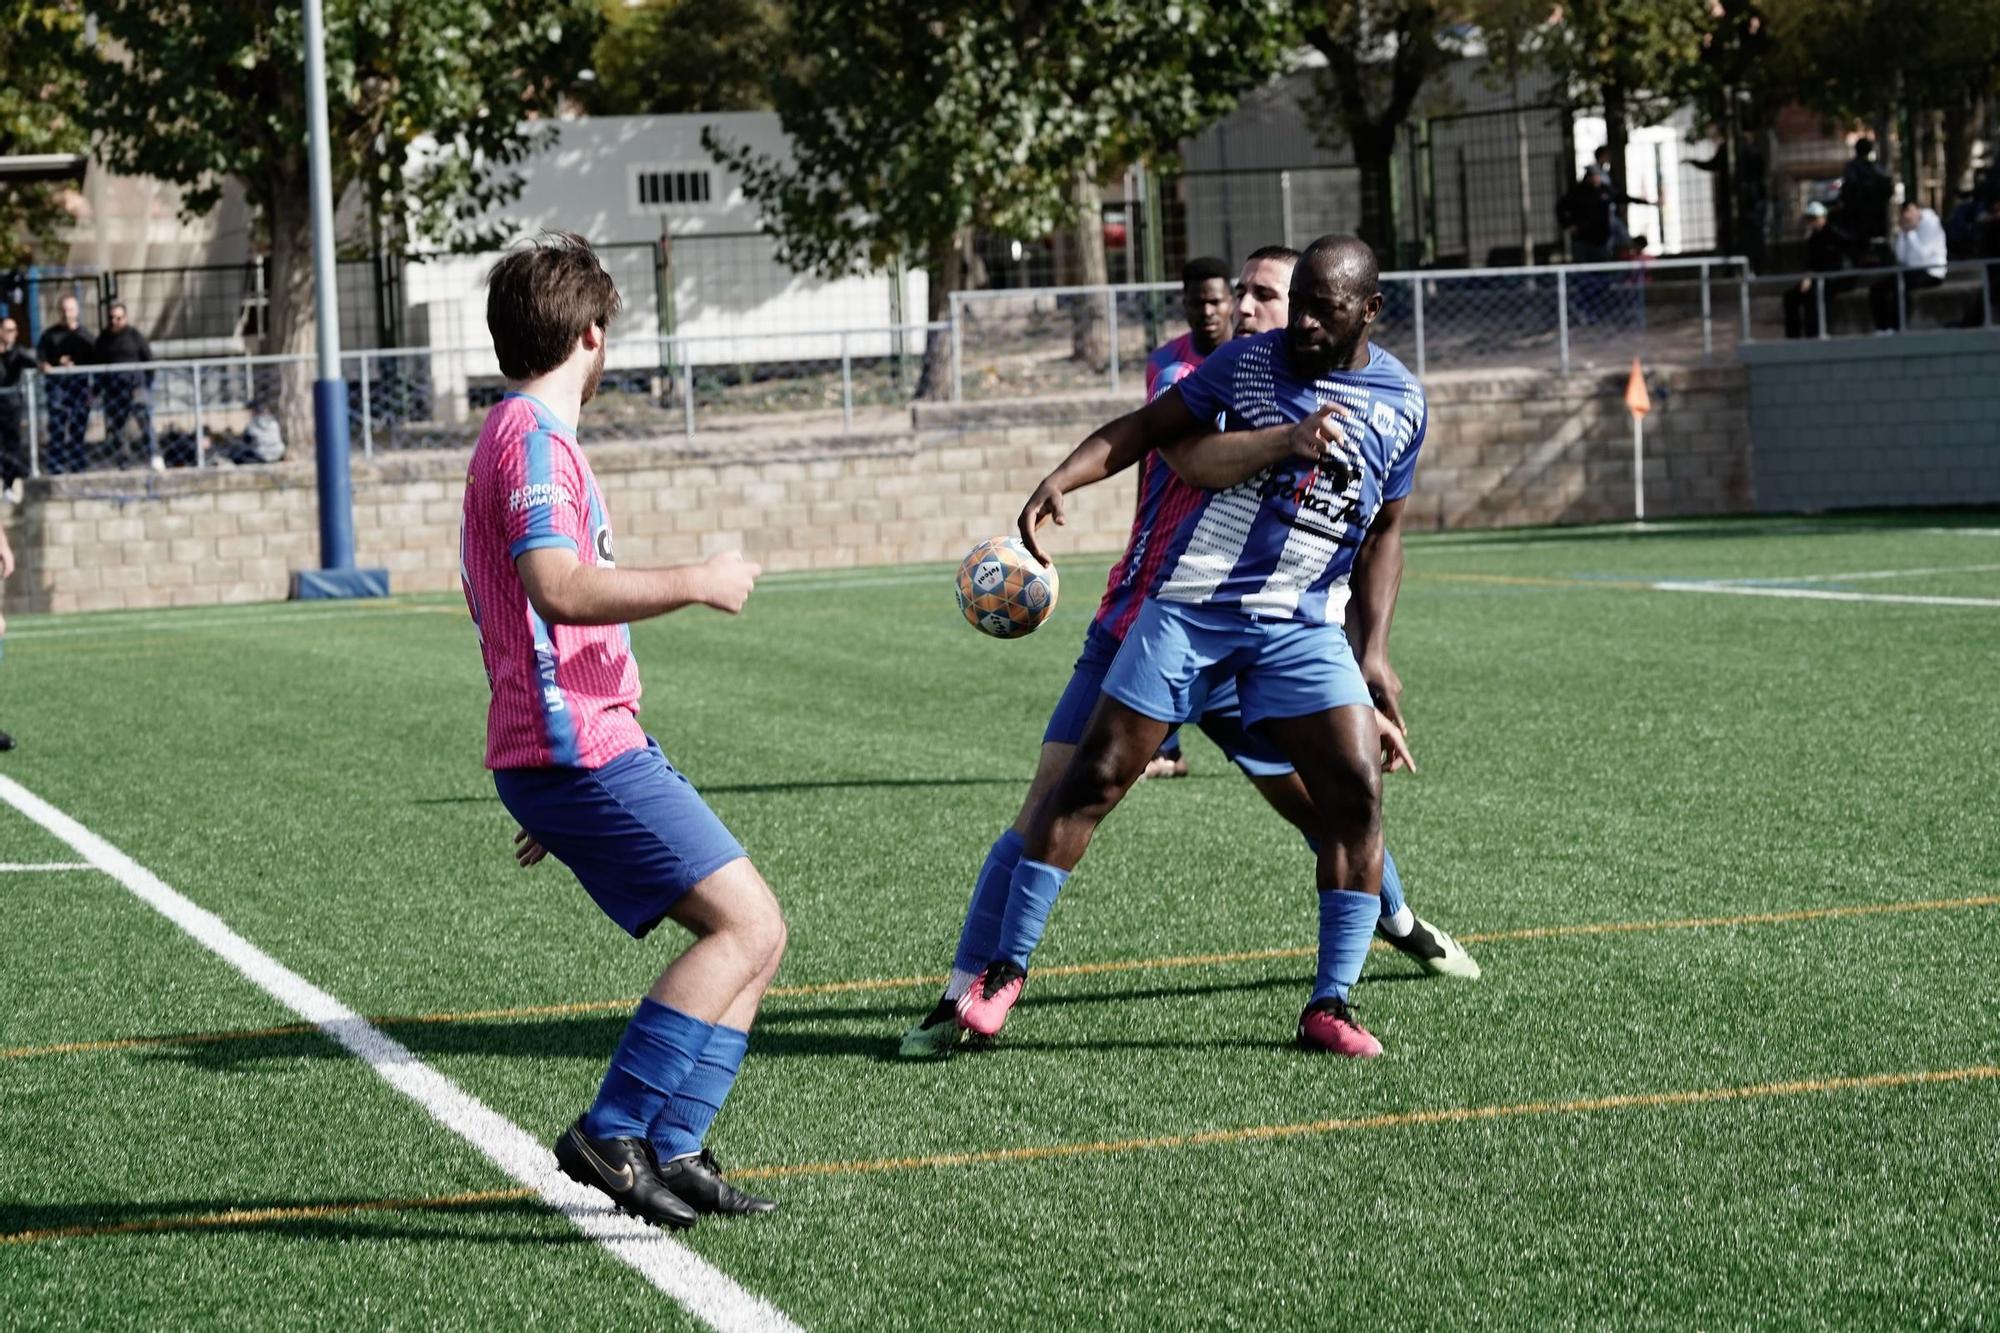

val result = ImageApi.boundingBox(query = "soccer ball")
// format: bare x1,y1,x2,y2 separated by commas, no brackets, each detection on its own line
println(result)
955,536,1059,639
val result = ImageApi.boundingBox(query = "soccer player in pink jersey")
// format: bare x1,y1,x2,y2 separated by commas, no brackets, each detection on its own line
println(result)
461,233,783,1229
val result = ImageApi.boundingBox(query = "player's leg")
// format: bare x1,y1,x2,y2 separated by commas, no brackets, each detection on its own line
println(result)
644,858,786,1215
957,693,1173,1034
1257,702,1389,1056
1235,619,1391,1056
900,624,1123,1058
957,600,1206,1034
499,740,781,1227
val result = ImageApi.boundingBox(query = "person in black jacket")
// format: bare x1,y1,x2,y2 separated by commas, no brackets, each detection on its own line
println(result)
1783,202,1849,338
35,294,94,474
0,315,34,489
1558,167,1615,261
94,302,155,463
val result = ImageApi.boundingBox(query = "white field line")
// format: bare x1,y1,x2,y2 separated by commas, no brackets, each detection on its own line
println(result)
1650,581,2000,609
0,776,799,1333
1703,562,2000,587
0,862,94,872
1922,527,2000,538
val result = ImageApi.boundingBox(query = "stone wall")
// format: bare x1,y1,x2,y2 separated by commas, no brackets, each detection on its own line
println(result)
0,362,1752,617
1741,330,2000,513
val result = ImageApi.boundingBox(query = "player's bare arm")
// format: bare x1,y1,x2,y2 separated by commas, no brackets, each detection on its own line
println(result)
1158,401,1355,491
515,546,760,627
1016,388,1205,562
1347,496,1408,731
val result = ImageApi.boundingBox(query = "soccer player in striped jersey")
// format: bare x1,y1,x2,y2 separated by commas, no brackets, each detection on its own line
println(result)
460,233,785,1227
898,242,1474,1060
953,235,1443,1058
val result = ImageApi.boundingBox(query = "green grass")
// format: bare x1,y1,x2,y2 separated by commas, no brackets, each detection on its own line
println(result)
3,511,1998,1330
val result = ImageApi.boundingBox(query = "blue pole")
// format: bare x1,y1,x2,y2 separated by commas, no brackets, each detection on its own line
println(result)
294,0,385,600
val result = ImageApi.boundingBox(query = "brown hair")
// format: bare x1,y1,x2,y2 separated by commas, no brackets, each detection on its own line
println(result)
485,232,622,381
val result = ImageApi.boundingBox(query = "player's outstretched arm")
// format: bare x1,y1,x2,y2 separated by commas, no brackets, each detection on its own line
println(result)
1016,389,1204,563
1347,496,1408,732
1159,402,1354,491
515,546,759,627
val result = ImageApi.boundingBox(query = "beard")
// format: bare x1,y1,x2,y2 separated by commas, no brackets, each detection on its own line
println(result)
579,340,607,405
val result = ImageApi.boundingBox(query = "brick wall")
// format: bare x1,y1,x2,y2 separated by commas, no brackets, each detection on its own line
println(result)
1742,330,2000,513
0,362,1752,617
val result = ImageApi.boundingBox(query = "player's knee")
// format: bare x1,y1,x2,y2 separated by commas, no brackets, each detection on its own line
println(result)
1058,748,1135,820
1311,753,1381,836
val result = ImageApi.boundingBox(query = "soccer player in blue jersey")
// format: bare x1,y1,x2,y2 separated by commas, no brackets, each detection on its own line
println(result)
957,234,1433,1057
898,241,1475,1059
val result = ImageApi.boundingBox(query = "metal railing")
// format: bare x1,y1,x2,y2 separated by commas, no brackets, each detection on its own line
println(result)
1735,257,1999,343
13,323,949,477
947,256,1755,402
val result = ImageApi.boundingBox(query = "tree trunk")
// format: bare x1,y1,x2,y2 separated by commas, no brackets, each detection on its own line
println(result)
1604,81,1630,231
1066,172,1110,369
262,159,318,463
1353,132,1397,259
1943,95,1979,200
916,226,969,402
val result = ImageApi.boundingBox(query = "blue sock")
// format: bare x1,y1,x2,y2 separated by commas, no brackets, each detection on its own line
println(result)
1380,848,1408,923
994,857,1071,969
648,1023,749,1160
580,998,714,1142
950,829,1025,979
1311,889,1381,1004
1304,834,1409,930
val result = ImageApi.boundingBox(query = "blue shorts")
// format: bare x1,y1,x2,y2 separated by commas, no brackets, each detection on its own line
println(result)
1043,621,1293,778
493,737,746,939
1102,599,1373,730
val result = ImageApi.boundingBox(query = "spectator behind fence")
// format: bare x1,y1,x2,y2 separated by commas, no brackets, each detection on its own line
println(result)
1836,138,1894,264
35,295,94,475
94,302,156,466
1783,201,1849,339
1870,201,1949,333
1957,196,2000,328
1594,145,1656,254
1558,166,1614,262
0,316,33,491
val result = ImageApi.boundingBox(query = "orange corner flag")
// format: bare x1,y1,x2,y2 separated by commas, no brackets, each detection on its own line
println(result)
1624,357,1652,419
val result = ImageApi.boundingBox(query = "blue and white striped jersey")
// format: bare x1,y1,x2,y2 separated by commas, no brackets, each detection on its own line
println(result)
1154,330,1427,625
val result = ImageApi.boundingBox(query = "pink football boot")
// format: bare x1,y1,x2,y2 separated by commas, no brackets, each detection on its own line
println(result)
1296,997,1383,1058
954,961,1027,1036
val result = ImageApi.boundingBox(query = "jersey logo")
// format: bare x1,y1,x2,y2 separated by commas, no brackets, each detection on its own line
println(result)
1370,400,1399,436
594,524,616,567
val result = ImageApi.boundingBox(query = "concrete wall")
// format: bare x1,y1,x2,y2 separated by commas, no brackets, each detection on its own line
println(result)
0,364,1752,618
1742,331,2000,513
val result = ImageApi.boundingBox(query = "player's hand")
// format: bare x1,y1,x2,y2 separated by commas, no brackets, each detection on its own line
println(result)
1375,710,1416,775
1287,404,1346,464
513,828,548,868
1017,476,1066,566
1362,656,1405,736
699,549,760,614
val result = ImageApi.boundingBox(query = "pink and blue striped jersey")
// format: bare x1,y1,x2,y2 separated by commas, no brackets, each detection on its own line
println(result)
461,392,645,771
1152,331,1427,625
1093,333,1212,640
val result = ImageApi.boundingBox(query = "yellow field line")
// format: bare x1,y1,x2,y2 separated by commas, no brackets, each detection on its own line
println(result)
4,894,1994,1064
9,1064,1996,1245
729,1064,2000,1182
0,1188,534,1247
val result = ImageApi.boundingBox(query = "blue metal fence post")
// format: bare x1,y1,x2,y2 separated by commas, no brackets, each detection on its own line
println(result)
292,0,387,601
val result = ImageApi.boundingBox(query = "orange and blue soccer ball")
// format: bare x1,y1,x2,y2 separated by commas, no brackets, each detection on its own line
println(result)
956,536,1059,639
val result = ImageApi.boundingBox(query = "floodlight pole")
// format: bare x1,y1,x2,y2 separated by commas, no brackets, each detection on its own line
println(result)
293,0,388,600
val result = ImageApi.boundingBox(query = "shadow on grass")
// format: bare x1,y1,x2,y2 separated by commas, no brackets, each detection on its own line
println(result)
0,1195,574,1247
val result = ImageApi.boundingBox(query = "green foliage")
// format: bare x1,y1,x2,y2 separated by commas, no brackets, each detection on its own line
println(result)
1760,0,2000,123
1525,0,1710,124
708,1,1298,285
71,0,603,251
0,3,90,266
585,0,786,116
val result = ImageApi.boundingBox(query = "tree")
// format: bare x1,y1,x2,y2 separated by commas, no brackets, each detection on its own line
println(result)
0,4,89,269
707,0,1296,398
69,0,599,437
584,0,785,116
1297,1,1470,260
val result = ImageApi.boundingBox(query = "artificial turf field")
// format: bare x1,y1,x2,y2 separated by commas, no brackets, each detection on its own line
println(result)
2,511,1997,1331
